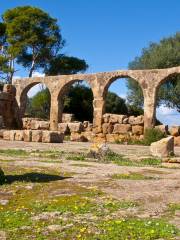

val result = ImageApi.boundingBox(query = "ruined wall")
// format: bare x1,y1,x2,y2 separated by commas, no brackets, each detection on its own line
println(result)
0,85,22,129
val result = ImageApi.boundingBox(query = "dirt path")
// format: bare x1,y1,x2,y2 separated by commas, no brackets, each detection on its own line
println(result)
1,139,180,157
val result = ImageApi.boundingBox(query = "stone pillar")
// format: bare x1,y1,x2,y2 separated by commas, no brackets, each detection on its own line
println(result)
50,97,59,131
93,97,105,133
143,88,157,130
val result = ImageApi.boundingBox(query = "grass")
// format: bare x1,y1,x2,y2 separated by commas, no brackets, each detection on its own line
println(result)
111,172,158,180
66,153,86,161
0,149,29,157
104,152,162,167
91,218,178,240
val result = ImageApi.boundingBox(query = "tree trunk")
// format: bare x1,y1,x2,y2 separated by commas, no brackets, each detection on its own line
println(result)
29,60,35,77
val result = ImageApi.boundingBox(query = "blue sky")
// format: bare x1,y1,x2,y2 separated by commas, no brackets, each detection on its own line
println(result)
1,0,180,125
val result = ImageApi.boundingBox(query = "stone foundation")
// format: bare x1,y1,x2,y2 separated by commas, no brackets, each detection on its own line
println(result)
12,114,180,146
2,130,64,143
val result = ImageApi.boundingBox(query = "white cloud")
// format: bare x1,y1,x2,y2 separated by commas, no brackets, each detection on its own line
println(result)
156,105,180,126
119,93,127,99
12,76,21,80
32,72,45,77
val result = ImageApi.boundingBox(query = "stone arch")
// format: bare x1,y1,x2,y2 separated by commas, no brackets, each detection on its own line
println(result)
18,81,52,118
56,78,95,123
102,74,143,100
155,71,180,126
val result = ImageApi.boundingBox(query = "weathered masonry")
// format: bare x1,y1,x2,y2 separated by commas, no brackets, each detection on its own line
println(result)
13,66,180,132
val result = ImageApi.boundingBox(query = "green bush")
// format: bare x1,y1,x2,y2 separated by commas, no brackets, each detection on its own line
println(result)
0,167,5,185
144,128,166,146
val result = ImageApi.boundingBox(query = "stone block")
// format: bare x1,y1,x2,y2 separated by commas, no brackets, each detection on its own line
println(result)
58,123,69,134
68,122,84,133
169,126,180,137
38,121,50,130
23,130,32,142
102,123,114,134
150,136,174,158
62,113,75,123
42,131,64,143
155,125,168,134
106,134,119,143
32,130,42,142
30,120,40,130
122,117,129,124
129,115,144,125
83,131,93,141
15,130,24,141
22,118,31,129
9,130,16,141
132,125,144,135
108,114,127,124
103,113,110,123
70,132,88,142
3,131,10,141
113,124,131,134
92,133,106,143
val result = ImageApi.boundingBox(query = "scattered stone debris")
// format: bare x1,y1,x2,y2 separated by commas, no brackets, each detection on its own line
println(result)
87,143,111,159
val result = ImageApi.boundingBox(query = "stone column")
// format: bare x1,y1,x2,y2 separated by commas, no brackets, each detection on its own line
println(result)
143,88,157,130
93,97,105,133
50,97,59,131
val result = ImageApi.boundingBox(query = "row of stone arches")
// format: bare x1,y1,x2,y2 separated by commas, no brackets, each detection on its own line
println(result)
13,66,180,131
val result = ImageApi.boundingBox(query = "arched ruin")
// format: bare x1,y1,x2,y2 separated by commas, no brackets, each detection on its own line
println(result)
12,66,180,132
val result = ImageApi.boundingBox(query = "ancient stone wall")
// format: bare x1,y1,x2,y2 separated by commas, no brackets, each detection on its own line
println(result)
0,85,22,129
2,114,176,145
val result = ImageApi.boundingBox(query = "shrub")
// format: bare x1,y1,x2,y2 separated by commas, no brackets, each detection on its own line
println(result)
144,128,166,145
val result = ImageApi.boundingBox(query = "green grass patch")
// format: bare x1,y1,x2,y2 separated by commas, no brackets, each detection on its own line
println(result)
90,218,179,240
104,152,162,167
0,149,28,157
111,172,157,180
66,153,86,161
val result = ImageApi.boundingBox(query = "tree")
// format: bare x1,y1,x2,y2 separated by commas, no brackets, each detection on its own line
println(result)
45,55,88,75
105,92,128,114
26,88,50,119
64,84,93,122
127,32,180,111
3,6,64,78
0,22,16,83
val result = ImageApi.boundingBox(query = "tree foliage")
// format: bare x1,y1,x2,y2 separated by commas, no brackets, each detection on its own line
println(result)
26,88,50,119
105,92,128,114
3,6,64,78
45,55,88,75
127,32,180,111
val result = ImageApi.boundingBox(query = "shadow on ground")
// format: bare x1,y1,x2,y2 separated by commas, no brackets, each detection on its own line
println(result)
4,172,72,184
